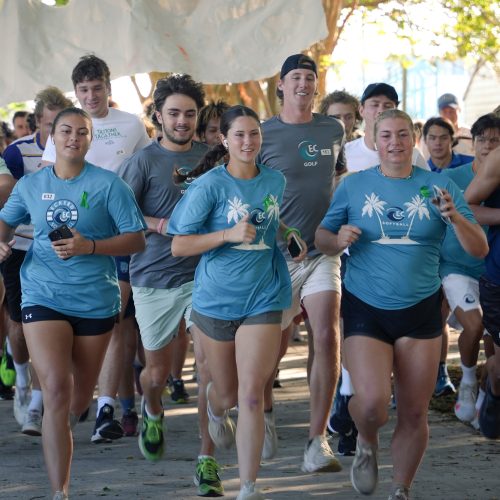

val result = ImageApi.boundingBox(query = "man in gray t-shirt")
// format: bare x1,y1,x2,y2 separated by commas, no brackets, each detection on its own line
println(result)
119,74,224,496
258,54,344,473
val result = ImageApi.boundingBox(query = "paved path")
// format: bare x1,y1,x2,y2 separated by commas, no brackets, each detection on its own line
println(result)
0,337,498,499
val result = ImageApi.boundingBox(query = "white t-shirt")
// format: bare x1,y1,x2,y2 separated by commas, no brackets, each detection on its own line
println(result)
345,137,429,172
42,108,150,173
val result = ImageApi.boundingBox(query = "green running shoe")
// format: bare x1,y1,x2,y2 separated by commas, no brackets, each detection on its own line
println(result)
138,398,164,461
194,456,224,497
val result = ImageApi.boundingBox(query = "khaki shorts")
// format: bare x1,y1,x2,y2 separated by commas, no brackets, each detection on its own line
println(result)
281,254,341,329
132,281,193,351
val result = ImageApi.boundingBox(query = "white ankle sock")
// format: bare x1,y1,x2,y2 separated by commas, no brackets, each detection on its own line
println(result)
13,361,30,388
97,396,115,416
340,365,354,396
460,364,476,385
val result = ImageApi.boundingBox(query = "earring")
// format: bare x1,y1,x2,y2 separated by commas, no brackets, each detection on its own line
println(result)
223,140,228,148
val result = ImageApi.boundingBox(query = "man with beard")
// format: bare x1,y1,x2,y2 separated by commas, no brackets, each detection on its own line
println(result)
119,75,224,497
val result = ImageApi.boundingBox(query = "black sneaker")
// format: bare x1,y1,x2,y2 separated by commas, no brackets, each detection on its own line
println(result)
91,404,124,443
479,379,500,439
329,394,354,435
338,426,358,456
170,379,190,404
0,378,14,400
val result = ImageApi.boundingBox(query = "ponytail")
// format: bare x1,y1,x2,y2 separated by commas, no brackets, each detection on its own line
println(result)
173,142,228,185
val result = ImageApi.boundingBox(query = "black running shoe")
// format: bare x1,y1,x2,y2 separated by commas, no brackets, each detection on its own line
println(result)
170,379,190,404
91,404,124,443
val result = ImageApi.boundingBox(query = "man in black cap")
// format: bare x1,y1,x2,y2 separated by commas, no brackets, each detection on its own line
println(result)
258,53,345,473
438,93,473,156
345,82,427,172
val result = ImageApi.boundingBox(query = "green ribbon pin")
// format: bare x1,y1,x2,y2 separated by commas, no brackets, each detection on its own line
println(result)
80,191,90,208
420,186,431,198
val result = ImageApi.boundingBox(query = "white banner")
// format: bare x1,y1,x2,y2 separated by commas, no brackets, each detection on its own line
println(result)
1,0,327,105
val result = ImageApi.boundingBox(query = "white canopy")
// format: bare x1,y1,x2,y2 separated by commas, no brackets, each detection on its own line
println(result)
1,0,327,105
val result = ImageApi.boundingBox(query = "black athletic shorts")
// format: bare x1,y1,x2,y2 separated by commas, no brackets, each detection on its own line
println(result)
341,287,443,345
479,276,500,347
21,305,117,336
0,249,26,323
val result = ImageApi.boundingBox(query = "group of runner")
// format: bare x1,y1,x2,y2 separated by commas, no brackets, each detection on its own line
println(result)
0,51,499,500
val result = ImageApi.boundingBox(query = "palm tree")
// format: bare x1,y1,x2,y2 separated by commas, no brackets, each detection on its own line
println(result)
227,196,250,224
362,193,387,238
404,195,430,238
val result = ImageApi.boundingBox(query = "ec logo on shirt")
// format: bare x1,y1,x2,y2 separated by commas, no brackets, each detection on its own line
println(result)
298,140,319,167
46,199,78,229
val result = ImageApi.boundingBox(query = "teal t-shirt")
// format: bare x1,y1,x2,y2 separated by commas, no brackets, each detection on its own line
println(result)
0,162,146,317
168,164,291,320
320,166,477,309
440,163,485,280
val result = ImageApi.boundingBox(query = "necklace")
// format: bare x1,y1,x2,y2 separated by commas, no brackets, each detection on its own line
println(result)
377,165,414,179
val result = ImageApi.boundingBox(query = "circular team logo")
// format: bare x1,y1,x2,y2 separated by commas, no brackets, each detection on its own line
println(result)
387,207,406,221
298,140,319,161
250,208,266,226
177,166,194,191
46,200,78,229
464,294,476,304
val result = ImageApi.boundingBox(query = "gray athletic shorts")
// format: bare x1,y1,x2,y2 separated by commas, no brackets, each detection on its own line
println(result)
191,309,282,342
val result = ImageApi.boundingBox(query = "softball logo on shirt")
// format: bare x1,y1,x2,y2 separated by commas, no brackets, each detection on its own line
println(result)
228,194,280,251
362,192,431,245
46,200,78,229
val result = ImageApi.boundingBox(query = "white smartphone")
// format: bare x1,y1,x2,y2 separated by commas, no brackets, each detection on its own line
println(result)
433,185,450,223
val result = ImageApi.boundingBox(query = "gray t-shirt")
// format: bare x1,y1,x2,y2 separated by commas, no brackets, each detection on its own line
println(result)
118,139,208,288
259,114,345,257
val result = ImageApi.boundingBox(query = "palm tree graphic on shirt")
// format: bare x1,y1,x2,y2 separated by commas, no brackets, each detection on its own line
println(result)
228,194,278,251
362,192,429,245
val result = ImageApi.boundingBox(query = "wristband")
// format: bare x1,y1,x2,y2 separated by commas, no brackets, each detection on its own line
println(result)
90,239,96,255
156,218,166,235
283,227,301,240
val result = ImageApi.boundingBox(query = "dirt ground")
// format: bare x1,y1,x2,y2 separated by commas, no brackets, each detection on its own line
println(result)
0,331,498,500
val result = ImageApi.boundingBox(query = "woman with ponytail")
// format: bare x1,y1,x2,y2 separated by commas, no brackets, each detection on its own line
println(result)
169,105,305,500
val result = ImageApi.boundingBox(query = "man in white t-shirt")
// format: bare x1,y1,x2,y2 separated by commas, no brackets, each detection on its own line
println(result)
43,55,150,443
345,83,428,172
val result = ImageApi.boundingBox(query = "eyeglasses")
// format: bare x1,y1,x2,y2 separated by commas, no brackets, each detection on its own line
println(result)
475,136,500,145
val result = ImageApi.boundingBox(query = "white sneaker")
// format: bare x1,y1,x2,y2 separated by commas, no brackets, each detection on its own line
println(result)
22,409,42,436
53,491,68,500
454,382,477,423
262,410,278,460
14,386,31,426
350,439,378,495
206,382,236,450
301,435,342,473
236,481,265,500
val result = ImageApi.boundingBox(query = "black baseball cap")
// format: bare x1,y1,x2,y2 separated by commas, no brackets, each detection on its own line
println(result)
438,93,459,110
280,54,317,79
361,83,399,105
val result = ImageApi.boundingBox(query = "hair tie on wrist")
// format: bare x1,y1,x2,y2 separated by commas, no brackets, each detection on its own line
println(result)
157,218,166,235
90,239,96,255
283,227,301,240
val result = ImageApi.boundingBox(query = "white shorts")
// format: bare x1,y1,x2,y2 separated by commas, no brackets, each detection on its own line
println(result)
281,254,341,329
442,273,481,313
132,281,193,351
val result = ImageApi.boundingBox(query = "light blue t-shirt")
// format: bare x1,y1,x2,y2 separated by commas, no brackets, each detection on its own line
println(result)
168,164,292,320
0,162,146,318
440,163,485,280
320,166,477,309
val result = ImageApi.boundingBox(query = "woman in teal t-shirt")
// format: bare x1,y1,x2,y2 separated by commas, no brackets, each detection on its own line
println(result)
169,105,305,500
0,108,145,500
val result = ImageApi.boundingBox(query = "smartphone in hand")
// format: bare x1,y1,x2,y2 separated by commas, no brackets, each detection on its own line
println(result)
432,185,450,223
48,224,74,242
287,233,303,258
